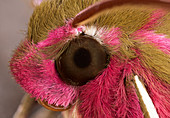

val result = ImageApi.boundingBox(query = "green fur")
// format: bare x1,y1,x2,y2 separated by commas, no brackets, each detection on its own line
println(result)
28,0,65,43
138,43,170,84
155,13,170,38
28,0,156,43
28,0,99,43
117,34,170,84
116,32,170,84
41,40,70,60
92,5,152,34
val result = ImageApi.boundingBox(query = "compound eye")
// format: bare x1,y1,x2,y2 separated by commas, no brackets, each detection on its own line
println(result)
56,35,109,86
73,47,92,68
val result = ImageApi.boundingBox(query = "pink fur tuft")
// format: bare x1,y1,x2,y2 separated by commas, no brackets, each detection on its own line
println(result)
101,27,121,46
10,24,79,107
133,30,170,54
78,58,144,118
37,24,73,48
140,10,166,30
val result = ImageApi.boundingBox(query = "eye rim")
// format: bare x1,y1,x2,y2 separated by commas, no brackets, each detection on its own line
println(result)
55,34,110,86
38,99,72,111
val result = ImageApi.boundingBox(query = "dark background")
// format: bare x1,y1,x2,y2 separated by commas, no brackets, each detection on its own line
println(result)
0,0,33,117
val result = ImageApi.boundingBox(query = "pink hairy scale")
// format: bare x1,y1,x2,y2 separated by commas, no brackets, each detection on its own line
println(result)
10,24,79,108
78,58,144,118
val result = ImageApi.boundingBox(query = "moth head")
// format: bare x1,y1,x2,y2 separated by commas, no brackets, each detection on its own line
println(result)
11,0,170,112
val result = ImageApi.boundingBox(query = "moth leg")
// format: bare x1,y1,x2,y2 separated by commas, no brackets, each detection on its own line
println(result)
13,94,36,118
30,107,62,118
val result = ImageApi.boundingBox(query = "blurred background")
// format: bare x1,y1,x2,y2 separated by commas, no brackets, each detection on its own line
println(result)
0,0,33,117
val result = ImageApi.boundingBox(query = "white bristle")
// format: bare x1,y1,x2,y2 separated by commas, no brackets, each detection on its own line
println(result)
134,75,159,118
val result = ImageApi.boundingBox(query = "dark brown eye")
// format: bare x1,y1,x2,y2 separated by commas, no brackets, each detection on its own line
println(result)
56,35,109,86
74,47,92,68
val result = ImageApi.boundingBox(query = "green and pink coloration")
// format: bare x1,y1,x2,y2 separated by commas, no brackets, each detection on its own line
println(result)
10,0,170,118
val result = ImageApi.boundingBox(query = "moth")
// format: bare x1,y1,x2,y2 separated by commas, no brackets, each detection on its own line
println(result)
10,0,170,118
